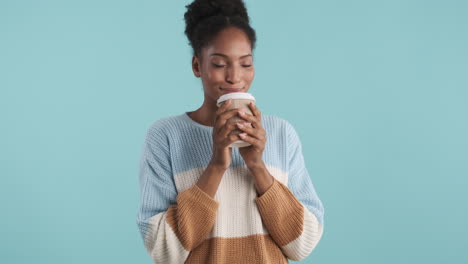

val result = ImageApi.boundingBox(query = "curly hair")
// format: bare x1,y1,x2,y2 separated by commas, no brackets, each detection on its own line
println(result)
184,0,257,57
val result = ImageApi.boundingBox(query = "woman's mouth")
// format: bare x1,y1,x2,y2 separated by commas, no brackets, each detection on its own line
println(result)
221,87,243,92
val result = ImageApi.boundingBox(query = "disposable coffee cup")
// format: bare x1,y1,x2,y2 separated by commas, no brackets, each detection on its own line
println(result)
216,92,256,148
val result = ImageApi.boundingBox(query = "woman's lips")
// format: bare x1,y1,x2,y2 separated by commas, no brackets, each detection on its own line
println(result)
221,88,243,92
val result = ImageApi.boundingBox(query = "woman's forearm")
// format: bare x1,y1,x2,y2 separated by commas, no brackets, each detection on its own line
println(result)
196,163,227,198
248,162,274,196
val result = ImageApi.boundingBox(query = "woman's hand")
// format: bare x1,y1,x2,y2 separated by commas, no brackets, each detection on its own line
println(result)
210,99,244,170
237,102,266,168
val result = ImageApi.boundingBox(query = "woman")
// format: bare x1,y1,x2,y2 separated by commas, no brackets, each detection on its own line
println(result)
136,0,324,263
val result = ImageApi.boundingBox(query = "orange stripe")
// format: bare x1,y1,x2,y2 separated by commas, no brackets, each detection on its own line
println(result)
255,177,305,246
166,184,219,250
186,234,289,264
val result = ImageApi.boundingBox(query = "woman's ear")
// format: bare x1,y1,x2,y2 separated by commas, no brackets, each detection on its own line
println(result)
192,55,201,78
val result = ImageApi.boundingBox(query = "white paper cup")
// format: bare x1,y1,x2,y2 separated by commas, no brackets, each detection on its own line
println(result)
216,92,256,148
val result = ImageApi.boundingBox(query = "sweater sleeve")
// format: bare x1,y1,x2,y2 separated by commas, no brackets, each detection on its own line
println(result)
255,121,324,261
136,124,219,263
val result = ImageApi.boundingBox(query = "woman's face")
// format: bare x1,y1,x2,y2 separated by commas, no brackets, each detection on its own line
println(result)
192,26,255,102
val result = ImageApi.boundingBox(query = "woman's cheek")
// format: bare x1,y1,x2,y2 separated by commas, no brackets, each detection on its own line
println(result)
246,68,255,81
211,71,226,82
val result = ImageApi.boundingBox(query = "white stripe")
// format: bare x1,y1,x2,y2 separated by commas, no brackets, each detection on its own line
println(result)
174,165,288,238
281,205,324,261
145,211,190,263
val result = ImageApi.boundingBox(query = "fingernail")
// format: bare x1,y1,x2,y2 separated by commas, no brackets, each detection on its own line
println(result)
237,123,244,128
239,111,244,115
239,133,247,137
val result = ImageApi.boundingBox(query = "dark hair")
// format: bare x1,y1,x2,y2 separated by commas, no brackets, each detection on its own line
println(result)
184,0,257,58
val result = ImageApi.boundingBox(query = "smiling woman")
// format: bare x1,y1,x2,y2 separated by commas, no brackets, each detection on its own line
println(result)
187,8,256,127
135,0,325,263
191,26,255,119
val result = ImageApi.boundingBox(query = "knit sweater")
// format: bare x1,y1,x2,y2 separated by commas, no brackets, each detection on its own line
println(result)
136,112,325,264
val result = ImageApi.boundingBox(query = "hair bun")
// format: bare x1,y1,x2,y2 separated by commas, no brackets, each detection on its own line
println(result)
206,0,249,22
185,0,250,41
184,0,256,56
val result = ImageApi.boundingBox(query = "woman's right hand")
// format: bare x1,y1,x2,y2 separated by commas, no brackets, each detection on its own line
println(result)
210,99,243,170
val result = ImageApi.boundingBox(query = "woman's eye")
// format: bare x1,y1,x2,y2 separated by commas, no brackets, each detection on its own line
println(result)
212,64,252,68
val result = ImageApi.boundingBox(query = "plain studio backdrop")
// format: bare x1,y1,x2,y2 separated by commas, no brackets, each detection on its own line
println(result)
1,0,467,263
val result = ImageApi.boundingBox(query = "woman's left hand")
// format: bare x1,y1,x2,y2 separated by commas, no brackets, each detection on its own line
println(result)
237,102,266,168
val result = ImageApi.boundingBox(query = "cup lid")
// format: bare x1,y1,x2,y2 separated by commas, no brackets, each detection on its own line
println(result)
216,92,256,106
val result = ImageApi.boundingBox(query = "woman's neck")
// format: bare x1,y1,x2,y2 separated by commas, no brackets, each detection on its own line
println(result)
188,98,218,127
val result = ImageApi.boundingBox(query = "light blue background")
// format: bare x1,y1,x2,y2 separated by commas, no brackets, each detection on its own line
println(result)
1,0,467,263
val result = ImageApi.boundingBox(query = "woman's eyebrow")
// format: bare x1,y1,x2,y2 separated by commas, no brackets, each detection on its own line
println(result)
210,53,252,59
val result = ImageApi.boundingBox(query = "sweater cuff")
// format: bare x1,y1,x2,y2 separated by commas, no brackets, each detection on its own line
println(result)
164,184,219,250
178,184,219,215
255,177,304,246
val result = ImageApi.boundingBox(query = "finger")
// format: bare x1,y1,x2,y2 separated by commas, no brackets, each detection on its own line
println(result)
219,121,240,138
248,102,261,118
221,133,241,148
215,108,241,131
238,111,262,128
237,122,266,139
215,99,232,116
238,133,263,150
214,100,232,124
235,122,262,140
214,100,231,122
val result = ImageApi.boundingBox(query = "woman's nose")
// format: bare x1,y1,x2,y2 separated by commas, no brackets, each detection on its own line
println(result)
226,66,241,83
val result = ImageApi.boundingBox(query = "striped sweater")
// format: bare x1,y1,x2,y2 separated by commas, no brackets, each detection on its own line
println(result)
136,112,325,263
